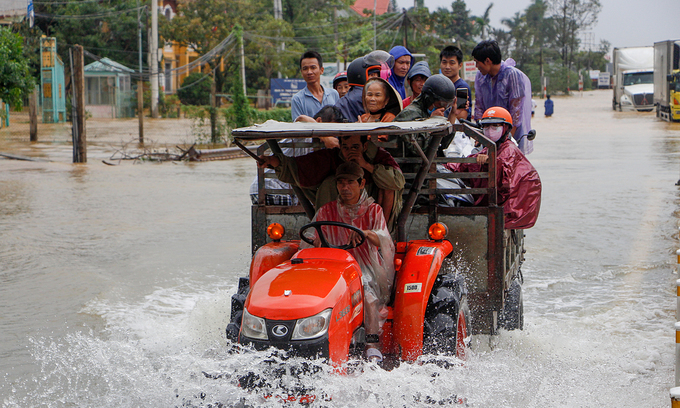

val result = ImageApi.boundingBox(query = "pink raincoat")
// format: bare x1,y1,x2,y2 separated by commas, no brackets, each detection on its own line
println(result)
307,191,395,335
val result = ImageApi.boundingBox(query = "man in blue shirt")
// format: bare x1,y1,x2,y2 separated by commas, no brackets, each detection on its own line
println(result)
439,45,471,121
472,40,533,154
290,50,339,121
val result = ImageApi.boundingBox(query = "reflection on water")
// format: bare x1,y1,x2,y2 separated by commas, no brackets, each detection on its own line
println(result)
1,91,680,407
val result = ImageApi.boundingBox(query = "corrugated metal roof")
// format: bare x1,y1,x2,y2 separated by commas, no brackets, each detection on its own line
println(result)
0,0,25,23
84,58,135,74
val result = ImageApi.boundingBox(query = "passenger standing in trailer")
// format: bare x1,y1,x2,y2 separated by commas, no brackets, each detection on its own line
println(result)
472,40,533,154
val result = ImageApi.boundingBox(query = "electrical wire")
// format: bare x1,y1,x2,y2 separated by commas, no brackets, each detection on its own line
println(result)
35,6,145,20
34,0,110,4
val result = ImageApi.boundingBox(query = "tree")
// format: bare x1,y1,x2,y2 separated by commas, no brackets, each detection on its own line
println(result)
548,0,601,68
35,0,145,70
473,3,493,39
0,27,35,109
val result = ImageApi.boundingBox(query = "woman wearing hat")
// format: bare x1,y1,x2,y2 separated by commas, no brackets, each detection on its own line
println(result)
357,77,403,124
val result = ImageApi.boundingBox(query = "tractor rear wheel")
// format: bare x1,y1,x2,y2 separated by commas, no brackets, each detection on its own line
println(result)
423,274,469,359
498,278,523,331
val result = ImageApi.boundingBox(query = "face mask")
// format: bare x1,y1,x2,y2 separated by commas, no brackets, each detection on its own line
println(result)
484,125,504,142
427,107,436,116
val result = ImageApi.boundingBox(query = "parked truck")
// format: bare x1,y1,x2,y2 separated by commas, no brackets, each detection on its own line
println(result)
654,40,680,122
612,46,654,112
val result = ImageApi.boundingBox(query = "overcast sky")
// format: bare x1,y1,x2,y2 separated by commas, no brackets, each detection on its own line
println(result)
395,0,680,51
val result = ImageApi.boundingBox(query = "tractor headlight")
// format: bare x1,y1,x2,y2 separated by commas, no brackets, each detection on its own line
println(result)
242,309,268,340
620,95,632,105
292,309,332,340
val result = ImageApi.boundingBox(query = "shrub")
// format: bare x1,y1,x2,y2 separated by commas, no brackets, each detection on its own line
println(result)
177,73,213,106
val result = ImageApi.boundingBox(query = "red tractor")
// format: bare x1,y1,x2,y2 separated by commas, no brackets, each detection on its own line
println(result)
227,119,525,366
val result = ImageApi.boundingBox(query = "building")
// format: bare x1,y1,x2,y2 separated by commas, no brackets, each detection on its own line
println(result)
84,58,135,118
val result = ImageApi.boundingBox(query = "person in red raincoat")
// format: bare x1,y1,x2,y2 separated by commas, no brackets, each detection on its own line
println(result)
304,161,395,363
445,106,541,229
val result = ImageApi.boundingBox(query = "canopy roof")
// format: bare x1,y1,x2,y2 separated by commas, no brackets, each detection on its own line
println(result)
232,118,452,140
84,58,135,74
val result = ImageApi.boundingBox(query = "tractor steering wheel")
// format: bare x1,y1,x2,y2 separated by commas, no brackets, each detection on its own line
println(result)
300,221,366,250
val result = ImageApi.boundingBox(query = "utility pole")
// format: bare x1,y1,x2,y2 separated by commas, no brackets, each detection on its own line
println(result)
274,0,283,78
403,9,408,49
238,26,247,96
373,0,377,50
137,0,144,142
333,5,339,72
150,0,158,118
71,45,86,163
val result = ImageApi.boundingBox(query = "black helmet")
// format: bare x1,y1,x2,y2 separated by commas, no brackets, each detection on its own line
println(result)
421,74,456,103
347,57,368,87
347,51,396,87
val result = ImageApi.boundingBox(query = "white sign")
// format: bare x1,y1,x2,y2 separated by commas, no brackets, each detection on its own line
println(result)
404,282,422,293
598,71,611,88
463,61,477,82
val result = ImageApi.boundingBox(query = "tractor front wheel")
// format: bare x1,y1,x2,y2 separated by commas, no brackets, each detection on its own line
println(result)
423,274,470,360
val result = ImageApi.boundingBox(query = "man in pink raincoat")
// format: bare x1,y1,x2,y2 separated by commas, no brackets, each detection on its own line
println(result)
306,161,395,362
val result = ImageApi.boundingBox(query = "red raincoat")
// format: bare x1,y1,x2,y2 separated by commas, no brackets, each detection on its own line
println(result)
445,138,541,229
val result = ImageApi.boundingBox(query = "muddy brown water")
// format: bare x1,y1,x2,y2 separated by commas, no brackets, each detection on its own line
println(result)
2,91,680,406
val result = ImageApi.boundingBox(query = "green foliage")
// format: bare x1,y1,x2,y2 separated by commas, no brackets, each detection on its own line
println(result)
34,0,145,70
177,73,213,106
251,108,292,123
230,30,251,129
0,27,35,109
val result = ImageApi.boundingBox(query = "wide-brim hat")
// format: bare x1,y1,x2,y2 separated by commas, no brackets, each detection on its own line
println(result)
362,77,403,116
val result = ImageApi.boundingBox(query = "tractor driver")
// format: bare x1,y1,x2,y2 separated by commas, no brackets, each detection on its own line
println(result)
258,133,405,232
306,161,395,363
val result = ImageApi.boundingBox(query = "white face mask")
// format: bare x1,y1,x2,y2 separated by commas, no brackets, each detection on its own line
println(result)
483,125,504,142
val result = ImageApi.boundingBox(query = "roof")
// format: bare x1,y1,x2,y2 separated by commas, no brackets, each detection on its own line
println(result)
0,0,24,24
231,118,453,140
84,58,135,74
350,0,391,17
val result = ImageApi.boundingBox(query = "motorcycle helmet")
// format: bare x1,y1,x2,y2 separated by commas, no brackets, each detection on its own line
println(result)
479,106,513,128
365,50,394,80
347,57,368,87
332,71,348,89
420,74,456,103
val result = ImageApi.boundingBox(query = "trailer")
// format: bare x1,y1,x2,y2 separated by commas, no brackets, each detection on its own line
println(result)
654,40,680,122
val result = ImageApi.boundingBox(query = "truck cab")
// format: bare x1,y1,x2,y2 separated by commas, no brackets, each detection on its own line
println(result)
619,69,654,112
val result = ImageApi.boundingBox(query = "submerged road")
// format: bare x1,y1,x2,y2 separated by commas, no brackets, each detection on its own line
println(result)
1,90,680,406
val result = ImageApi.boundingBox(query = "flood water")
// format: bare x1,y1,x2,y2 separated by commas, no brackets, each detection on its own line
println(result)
2,90,680,407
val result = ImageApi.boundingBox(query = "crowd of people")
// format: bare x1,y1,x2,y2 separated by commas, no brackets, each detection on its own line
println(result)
250,40,542,363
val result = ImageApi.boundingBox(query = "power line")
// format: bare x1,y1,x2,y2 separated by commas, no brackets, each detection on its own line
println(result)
35,5,145,20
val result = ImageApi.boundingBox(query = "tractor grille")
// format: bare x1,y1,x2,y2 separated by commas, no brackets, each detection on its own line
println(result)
633,93,653,107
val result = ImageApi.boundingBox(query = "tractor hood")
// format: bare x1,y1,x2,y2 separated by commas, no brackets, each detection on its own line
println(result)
245,248,361,321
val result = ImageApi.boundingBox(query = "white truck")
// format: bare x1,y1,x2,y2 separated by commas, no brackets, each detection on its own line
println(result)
612,46,654,112
653,40,680,122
